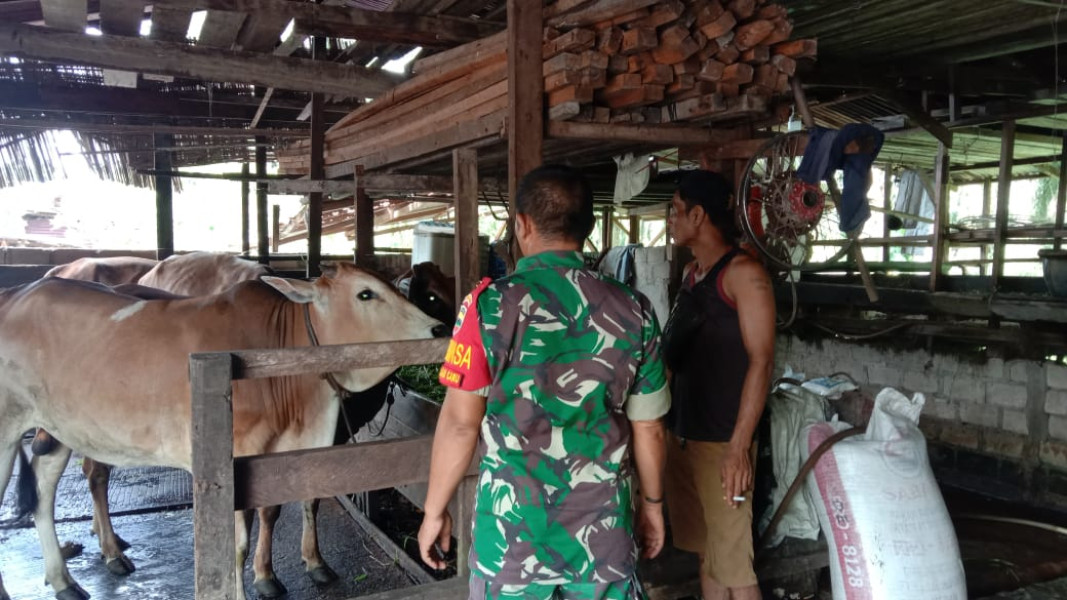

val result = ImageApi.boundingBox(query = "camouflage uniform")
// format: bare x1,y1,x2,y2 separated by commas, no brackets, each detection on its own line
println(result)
439,251,670,600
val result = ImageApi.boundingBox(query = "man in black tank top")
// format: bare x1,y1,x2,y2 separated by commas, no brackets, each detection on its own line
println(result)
662,170,776,600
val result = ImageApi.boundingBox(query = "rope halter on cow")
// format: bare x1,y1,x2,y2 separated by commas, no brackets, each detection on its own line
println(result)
302,304,393,440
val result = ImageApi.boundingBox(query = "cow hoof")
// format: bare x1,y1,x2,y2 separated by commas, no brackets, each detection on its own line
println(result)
252,576,288,599
105,554,136,576
114,534,132,551
306,564,338,586
60,542,84,561
55,583,90,600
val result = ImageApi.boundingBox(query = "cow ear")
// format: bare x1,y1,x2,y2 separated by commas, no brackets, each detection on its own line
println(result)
262,276,316,304
320,262,339,278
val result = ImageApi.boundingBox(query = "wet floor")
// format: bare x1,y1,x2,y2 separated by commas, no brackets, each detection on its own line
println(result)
1,447,419,600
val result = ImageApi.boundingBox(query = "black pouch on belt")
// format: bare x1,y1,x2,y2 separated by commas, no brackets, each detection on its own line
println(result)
661,286,705,372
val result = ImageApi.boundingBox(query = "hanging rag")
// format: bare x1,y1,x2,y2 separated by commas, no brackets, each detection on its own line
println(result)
597,243,642,286
613,153,652,204
894,169,936,257
796,124,885,234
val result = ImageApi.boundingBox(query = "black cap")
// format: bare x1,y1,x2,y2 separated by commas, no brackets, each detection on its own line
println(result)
676,169,733,218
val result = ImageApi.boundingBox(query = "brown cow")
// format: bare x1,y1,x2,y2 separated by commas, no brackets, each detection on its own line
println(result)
394,261,457,326
137,251,270,296
0,264,446,600
43,257,158,287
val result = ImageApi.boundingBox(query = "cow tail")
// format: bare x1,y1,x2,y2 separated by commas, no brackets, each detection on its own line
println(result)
16,445,38,517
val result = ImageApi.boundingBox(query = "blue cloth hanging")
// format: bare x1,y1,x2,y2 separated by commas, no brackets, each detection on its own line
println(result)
796,124,885,234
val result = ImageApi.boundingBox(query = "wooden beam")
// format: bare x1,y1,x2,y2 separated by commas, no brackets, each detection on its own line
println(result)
628,214,640,244
548,0,659,27
41,0,87,32
882,168,892,263
241,163,250,256
99,0,144,36
271,204,280,252
1057,134,1067,252
292,14,499,47
189,353,237,600
547,121,727,146
355,165,375,268
1,0,99,22
453,148,480,298
154,133,175,260
949,153,1064,173
507,0,544,264
155,0,501,47
981,179,992,274
930,143,950,291
323,109,506,178
601,206,613,252
196,10,246,47
256,137,269,264
993,121,1015,290
150,7,193,42
232,338,450,379
0,23,403,96
306,36,325,279
884,91,953,149
0,115,307,138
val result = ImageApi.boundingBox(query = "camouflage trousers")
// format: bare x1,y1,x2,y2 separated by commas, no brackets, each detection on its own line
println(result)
469,574,647,600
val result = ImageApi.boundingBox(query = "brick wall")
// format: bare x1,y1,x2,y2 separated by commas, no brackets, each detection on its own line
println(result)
777,334,1067,509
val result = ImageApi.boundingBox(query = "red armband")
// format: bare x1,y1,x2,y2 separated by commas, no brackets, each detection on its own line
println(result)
438,278,492,391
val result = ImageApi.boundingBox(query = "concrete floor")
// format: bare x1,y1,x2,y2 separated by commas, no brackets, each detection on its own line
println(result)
1,449,419,600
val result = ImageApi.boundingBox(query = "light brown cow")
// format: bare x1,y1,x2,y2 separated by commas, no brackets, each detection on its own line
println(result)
44,256,158,287
137,251,270,296
0,264,445,600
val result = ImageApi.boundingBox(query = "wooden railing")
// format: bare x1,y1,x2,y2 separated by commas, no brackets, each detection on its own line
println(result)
189,338,475,600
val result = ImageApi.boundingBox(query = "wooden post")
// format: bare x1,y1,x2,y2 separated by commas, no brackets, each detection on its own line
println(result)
601,206,613,252
930,143,950,292
307,36,326,279
629,214,640,244
993,121,1015,290
154,133,174,260
1056,132,1067,251
354,165,376,269
271,205,280,253
240,163,250,256
506,0,543,265
882,168,892,263
255,136,269,265
981,179,992,274
453,148,480,297
454,474,477,578
190,353,236,600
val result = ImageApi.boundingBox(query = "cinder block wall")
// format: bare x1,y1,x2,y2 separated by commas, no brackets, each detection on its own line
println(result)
777,335,1067,510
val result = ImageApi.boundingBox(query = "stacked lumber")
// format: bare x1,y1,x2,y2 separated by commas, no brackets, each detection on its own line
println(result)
276,0,813,174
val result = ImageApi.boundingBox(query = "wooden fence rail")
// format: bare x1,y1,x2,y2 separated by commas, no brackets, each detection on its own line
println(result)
190,337,464,600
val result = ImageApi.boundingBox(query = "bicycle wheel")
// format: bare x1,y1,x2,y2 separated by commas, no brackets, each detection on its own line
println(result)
737,131,855,272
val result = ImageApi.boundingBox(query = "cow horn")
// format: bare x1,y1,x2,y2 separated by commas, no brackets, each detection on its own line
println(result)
320,262,339,278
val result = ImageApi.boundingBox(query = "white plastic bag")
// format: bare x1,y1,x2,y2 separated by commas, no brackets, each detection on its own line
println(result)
803,388,966,600
760,382,831,547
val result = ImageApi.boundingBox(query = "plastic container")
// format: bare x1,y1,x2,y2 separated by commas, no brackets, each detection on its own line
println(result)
1038,249,1067,297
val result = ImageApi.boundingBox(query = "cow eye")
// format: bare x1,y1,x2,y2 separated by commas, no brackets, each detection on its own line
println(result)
357,289,377,301
427,294,438,303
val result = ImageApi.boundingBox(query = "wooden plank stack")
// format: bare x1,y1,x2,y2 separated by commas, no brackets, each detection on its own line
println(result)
276,0,813,175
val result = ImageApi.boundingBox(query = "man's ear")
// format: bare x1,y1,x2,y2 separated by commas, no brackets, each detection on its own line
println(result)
262,276,316,304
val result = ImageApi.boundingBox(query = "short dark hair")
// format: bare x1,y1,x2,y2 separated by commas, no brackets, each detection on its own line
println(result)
516,164,595,242
676,169,741,241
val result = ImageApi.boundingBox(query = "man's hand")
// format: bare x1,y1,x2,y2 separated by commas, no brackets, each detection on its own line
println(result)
637,501,665,559
418,510,453,569
721,443,753,508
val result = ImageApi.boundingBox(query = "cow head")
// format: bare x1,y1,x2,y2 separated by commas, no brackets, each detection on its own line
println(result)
407,262,457,325
262,262,448,391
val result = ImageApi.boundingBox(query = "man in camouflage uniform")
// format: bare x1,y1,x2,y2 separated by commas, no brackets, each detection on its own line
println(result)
418,165,670,600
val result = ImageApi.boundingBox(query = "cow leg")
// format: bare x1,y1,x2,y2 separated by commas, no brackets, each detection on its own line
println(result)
235,509,253,600
251,505,287,599
0,436,19,600
32,446,89,600
301,499,337,585
81,459,134,575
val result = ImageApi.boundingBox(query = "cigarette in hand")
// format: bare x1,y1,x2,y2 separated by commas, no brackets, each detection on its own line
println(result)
732,496,746,502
